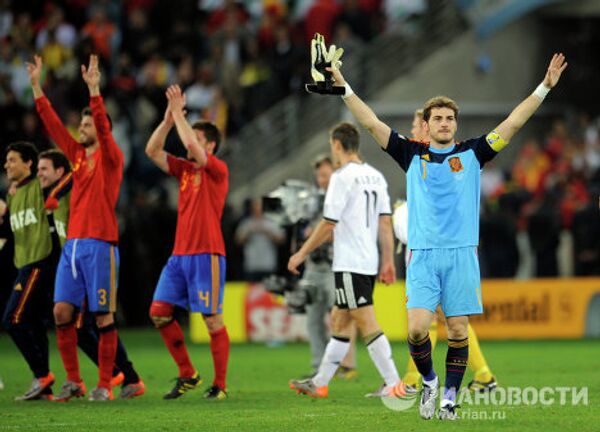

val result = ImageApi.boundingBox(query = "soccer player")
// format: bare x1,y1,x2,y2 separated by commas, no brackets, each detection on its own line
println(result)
145,85,230,400
37,149,145,399
400,110,497,393
288,122,406,399
327,53,567,419
300,154,357,379
2,142,56,401
28,54,133,401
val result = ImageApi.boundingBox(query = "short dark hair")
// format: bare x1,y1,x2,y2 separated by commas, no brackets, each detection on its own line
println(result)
192,121,222,154
422,96,459,122
39,149,71,174
330,122,359,153
81,107,113,130
6,141,38,170
312,153,332,169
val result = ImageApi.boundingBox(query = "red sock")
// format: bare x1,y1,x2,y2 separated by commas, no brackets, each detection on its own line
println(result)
159,320,195,378
56,324,81,383
209,326,229,389
98,325,118,389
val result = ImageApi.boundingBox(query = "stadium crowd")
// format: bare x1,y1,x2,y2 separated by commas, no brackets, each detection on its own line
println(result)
0,1,599,327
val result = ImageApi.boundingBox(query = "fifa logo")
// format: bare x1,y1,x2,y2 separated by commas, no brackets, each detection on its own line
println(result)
448,157,464,173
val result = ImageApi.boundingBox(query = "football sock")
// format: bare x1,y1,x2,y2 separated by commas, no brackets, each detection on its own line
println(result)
56,323,82,382
467,324,493,382
444,337,469,403
313,336,350,388
408,333,436,381
159,320,195,378
98,324,118,389
366,332,400,386
209,326,230,389
403,321,438,385
115,337,140,385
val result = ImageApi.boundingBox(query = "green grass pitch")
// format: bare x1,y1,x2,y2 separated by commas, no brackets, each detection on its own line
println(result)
1,330,598,431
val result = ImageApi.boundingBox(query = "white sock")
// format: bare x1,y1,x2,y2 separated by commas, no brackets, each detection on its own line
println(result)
423,375,439,389
367,333,400,387
313,337,350,387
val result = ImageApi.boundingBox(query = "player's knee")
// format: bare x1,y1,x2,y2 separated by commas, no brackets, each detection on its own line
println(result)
446,321,468,340
203,314,223,332
53,302,74,326
407,324,428,343
149,301,174,328
95,312,114,328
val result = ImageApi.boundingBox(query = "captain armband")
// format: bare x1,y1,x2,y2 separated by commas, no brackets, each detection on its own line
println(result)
485,130,508,152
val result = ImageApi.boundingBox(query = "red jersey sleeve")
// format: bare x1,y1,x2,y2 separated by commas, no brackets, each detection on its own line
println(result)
35,96,79,163
204,154,228,183
167,154,193,179
89,96,124,169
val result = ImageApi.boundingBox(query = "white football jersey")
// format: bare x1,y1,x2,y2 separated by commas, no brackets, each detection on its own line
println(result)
323,162,391,275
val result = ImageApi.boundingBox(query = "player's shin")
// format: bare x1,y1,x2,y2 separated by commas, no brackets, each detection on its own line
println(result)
313,336,351,387
443,337,469,404
97,323,118,389
56,323,82,383
366,332,401,388
408,333,437,382
209,326,229,389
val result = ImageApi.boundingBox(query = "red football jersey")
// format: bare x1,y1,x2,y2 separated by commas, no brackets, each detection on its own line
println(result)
167,153,228,256
36,95,123,243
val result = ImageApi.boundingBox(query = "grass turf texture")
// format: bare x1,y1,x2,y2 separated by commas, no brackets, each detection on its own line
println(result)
0,330,598,431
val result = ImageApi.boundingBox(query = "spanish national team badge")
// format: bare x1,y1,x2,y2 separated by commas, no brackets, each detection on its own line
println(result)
448,156,463,172
181,171,189,191
192,172,202,190
87,157,95,172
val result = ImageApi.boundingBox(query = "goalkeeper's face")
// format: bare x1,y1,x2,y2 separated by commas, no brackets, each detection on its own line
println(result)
426,107,457,145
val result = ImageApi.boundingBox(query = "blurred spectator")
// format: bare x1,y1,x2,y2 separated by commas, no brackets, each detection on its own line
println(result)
235,198,285,282
571,202,600,276
35,7,77,51
305,0,342,43
81,7,118,60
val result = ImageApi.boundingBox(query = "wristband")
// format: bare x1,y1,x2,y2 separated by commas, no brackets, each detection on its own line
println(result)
341,82,354,99
533,83,550,100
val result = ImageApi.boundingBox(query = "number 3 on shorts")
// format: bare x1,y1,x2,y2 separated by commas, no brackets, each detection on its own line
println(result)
97,288,107,305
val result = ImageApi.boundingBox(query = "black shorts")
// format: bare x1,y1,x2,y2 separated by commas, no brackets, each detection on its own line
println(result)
333,272,375,309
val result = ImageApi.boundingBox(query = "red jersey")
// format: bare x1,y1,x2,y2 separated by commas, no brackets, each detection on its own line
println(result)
35,95,123,243
167,153,228,256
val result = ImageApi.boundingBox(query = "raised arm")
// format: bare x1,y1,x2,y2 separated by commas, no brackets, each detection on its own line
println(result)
329,67,392,148
378,215,396,285
166,85,208,166
27,55,79,161
82,55,123,167
494,53,567,146
145,103,174,174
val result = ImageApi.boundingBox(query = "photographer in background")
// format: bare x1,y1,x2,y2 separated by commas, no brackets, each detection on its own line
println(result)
300,154,356,379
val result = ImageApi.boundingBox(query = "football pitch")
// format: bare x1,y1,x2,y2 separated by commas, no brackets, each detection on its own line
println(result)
0,330,598,431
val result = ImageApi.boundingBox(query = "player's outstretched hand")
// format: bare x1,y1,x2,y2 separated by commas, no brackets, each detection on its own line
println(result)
378,261,396,285
81,54,101,91
25,55,43,86
287,252,305,276
543,53,567,89
165,85,186,114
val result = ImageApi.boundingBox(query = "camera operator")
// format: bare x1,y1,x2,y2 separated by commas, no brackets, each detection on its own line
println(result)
300,154,356,378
